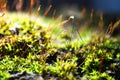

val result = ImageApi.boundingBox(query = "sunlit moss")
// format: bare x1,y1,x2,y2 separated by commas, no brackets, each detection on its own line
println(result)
0,12,120,80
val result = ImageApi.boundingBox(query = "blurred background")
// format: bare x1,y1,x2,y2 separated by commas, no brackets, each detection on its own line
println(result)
6,0,120,13
6,0,120,22
2,0,120,36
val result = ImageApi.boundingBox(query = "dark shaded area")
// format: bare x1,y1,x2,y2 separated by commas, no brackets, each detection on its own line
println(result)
9,71,44,80
6,0,92,11
92,0,120,13
6,0,120,12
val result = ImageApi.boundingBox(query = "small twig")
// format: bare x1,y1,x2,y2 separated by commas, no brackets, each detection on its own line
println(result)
52,9,56,19
42,5,52,19
70,16,84,42
106,19,120,36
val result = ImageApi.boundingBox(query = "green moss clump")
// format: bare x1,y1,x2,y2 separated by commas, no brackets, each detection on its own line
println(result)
0,13,120,80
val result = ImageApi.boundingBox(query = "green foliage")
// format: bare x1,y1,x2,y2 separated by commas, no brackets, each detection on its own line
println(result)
0,13,120,80
80,35,120,79
85,70,114,80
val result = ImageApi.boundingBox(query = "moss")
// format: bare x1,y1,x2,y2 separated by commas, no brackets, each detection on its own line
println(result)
0,12,120,80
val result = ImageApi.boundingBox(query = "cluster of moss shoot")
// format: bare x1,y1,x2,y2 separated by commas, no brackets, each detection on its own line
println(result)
0,0,120,80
